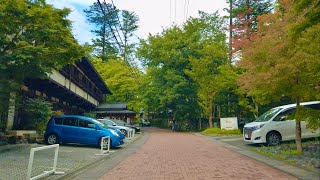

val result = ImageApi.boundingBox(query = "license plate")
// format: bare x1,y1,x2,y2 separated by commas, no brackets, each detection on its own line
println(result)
245,134,248,138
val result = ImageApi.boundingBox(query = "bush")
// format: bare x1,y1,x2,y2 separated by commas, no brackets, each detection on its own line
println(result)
25,98,53,134
150,118,169,129
202,127,242,135
84,112,96,118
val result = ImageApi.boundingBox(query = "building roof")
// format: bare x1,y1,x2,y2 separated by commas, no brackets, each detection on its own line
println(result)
75,57,112,95
97,103,127,110
93,110,136,114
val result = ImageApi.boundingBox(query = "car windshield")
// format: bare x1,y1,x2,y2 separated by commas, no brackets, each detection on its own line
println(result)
92,119,109,129
254,108,282,122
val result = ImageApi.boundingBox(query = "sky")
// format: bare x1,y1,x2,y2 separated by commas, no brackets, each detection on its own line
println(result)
47,0,228,44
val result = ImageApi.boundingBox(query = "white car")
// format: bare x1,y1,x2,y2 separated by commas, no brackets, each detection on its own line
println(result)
243,101,320,146
97,119,132,136
141,119,150,126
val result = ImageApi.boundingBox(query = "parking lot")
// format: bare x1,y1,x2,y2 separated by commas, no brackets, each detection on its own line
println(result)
0,132,142,180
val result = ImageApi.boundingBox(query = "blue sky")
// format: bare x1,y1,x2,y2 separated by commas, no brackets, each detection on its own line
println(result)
48,0,228,45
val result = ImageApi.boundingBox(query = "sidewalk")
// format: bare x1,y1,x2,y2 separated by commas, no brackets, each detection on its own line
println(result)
0,132,142,180
197,134,320,180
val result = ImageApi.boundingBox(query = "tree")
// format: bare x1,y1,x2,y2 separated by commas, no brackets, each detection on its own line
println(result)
238,0,320,152
226,0,274,55
0,0,84,119
84,2,119,60
185,12,228,128
137,12,231,129
84,2,139,61
25,98,53,134
91,58,142,113
138,25,201,128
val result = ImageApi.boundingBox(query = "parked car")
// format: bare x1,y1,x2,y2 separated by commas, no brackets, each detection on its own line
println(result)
141,119,150,126
243,101,320,146
44,115,125,147
97,119,132,136
113,119,140,133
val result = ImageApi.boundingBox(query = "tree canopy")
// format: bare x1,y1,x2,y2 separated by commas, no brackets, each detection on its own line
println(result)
238,0,320,151
0,0,84,115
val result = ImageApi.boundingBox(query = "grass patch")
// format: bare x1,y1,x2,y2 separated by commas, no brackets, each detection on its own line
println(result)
201,127,242,136
251,138,320,169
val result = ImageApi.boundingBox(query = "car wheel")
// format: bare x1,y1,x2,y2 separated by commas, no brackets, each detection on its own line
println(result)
46,134,59,145
120,129,127,136
266,132,281,146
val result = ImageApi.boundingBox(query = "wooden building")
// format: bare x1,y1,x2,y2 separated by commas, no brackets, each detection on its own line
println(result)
6,57,112,130
94,103,136,124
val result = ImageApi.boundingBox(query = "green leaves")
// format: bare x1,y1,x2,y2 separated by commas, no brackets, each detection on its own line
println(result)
0,0,84,83
25,98,53,134
92,58,142,113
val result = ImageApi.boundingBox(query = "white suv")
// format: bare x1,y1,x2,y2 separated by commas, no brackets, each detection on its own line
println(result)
243,101,320,146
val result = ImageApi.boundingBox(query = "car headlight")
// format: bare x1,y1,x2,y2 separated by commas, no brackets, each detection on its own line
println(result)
252,124,265,131
110,129,119,137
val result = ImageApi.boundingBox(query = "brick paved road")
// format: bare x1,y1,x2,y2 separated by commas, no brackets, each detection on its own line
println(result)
100,128,297,180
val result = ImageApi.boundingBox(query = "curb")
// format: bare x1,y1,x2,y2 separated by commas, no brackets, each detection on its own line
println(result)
196,133,320,180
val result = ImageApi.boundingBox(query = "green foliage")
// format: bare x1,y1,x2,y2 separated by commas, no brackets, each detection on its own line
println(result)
252,138,320,168
25,98,53,134
137,12,232,126
52,110,64,116
0,0,84,116
92,57,142,113
295,106,320,130
83,112,96,118
150,118,169,129
238,1,320,151
0,0,84,81
84,2,139,61
201,127,242,135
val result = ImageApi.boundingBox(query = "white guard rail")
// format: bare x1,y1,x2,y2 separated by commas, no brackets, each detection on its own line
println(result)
128,129,135,139
26,144,64,180
96,136,110,156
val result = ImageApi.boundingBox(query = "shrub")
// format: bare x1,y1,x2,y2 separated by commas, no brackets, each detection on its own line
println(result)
202,127,242,135
84,112,96,118
25,98,53,134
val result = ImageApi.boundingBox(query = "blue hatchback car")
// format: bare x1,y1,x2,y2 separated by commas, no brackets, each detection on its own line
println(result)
44,115,125,147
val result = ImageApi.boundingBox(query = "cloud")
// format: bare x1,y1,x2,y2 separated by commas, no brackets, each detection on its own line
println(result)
47,0,94,44
47,0,228,43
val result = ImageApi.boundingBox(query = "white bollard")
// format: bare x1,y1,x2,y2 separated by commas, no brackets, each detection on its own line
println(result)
26,144,65,180
95,136,110,156
128,129,132,139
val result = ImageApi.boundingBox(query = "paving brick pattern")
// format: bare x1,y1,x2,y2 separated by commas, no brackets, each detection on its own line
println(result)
100,128,297,180
0,136,138,180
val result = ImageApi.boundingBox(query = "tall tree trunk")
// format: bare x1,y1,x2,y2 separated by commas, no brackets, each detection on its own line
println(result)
208,103,213,128
252,97,259,119
295,96,303,152
229,0,233,64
